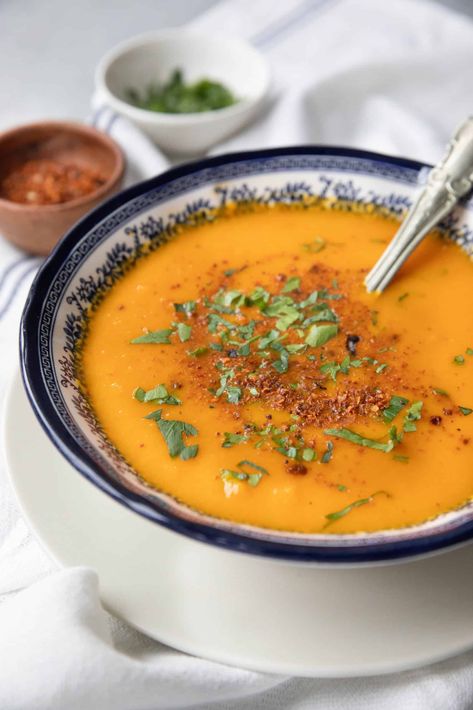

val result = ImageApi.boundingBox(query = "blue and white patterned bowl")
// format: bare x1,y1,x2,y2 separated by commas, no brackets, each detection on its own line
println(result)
20,147,473,565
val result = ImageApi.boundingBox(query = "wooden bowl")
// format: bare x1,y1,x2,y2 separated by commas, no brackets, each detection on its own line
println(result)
0,121,125,255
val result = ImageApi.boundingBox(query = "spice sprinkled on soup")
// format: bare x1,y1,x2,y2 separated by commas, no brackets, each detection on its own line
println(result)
81,205,473,533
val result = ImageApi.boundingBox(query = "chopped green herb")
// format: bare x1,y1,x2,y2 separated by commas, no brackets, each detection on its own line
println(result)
286,343,307,354
222,432,248,448
273,349,289,373
176,322,192,342
375,363,388,374
220,459,269,487
459,406,473,416
323,427,395,453
126,69,237,114
281,276,301,293
337,484,347,492
403,401,423,432
145,410,198,460
224,385,242,404
393,454,409,463
432,387,449,396
174,300,196,316
321,440,334,463
320,361,341,381
131,328,174,344
383,395,409,423
187,346,208,357
302,448,316,462
303,237,326,253
237,459,268,476
398,292,409,302
302,307,338,325
324,491,387,525
133,384,180,405
305,324,338,348
454,355,465,365
467,348,473,356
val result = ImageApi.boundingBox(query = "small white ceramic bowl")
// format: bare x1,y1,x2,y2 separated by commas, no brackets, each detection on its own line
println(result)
95,30,270,156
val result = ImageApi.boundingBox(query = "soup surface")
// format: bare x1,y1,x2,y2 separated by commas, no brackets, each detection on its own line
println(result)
81,204,473,533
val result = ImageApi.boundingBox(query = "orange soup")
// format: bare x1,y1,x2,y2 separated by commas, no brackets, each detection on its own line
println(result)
80,205,473,533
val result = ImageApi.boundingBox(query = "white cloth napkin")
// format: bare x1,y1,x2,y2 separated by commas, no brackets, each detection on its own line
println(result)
2,0,473,708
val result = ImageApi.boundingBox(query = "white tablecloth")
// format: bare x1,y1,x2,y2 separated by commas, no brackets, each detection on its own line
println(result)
2,0,473,708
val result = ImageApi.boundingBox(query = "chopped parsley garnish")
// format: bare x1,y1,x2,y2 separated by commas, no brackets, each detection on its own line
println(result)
305,323,338,348
220,459,269,487
320,356,360,382
133,384,180,405
398,292,409,302
302,447,316,462
176,322,192,342
187,346,208,357
145,410,198,460
454,355,465,365
324,491,387,526
403,401,423,432
321,440,334,463
281,276,301,293
273,349,289,373
131,328,174,344
222,432,248,448
383,395,409,423
323,427,395,452
432,387,449,396
459,406,473,416
303,237,326,253
126,69,237,114
393,454,409,463
174,300,196,316
467,348,473,356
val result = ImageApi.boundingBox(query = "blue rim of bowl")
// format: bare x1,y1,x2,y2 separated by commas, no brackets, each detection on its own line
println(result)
19,145,473,564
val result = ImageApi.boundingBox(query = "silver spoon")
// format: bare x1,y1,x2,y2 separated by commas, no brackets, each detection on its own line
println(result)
365,116,473,293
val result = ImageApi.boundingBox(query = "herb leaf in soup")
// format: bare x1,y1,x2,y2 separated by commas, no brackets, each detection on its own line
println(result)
174,300,196,316
305,324,338,348
383,395,409,423
303,237,326,253
222,432,248,448
145,409,199,460
403,401,423,432
133,384,181,405
281,276,301,294
459,406,473,416
176,322,192,342
321,440,334,463
323,427,395,453
324,491,387,526
131,328,174,344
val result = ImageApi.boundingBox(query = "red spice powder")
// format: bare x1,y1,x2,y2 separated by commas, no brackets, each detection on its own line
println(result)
0,159,106,205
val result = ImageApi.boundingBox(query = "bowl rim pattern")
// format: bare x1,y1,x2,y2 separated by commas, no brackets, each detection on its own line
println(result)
20,145,473,564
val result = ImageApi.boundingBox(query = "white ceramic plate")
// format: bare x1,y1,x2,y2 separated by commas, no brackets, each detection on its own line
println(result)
5,371,473,677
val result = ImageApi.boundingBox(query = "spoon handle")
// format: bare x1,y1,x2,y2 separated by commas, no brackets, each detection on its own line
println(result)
365,116,473,293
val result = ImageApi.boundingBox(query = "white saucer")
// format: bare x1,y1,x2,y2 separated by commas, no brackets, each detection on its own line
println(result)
5,371,473,677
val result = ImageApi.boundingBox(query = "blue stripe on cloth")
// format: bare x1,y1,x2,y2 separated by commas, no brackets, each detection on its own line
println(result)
0,260,40,321
103,111,119,135
90,105,107,128
0,256,33,292
251,0,338,49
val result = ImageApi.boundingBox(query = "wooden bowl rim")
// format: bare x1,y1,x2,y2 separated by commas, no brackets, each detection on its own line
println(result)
0,120,125,213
